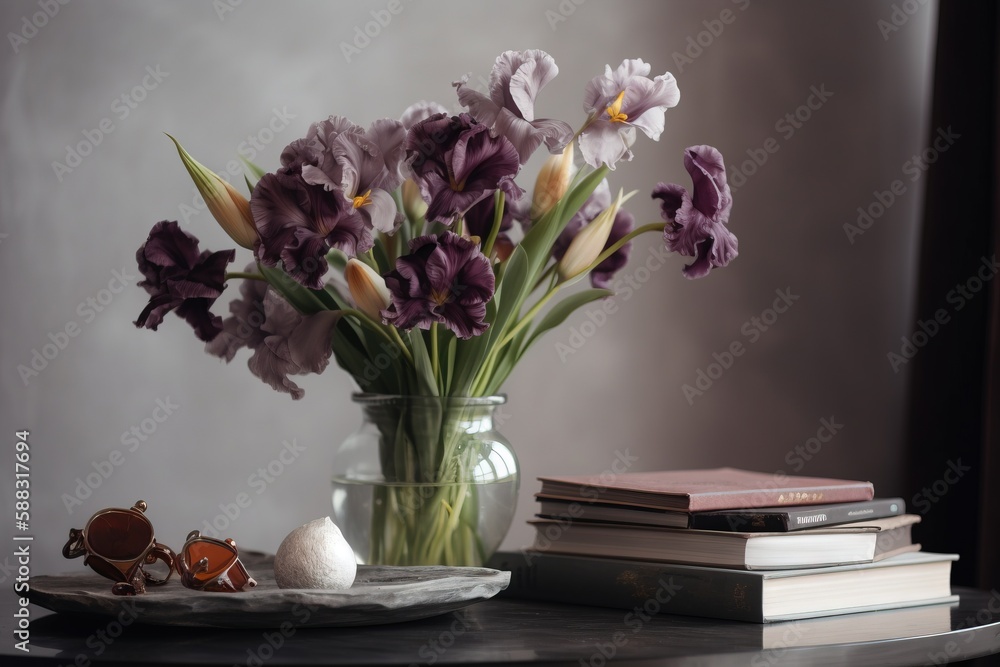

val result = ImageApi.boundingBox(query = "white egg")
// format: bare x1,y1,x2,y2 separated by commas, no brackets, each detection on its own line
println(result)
273,517,358,590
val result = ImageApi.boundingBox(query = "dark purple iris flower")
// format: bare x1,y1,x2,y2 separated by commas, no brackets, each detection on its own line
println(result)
653,145,737,279
252,116,406,289
206,270,341,400
552,180,635,289
134,220,234,341
454,49,573,164
382,232,495,339
404,113,523,224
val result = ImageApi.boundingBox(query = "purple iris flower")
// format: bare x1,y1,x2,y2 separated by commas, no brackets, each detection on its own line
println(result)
206,272,340,400
580,59,680,169
134,220,234,342
552,180,635,289
454,49,573,164
382,232,495,339
653,145,737,279
400,100,449,130
252,116,406,289
404,113,522,224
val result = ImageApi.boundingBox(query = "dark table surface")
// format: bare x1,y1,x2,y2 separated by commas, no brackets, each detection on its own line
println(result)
3,587,1000,667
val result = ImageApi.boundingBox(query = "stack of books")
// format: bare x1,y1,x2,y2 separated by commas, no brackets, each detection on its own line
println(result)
490,467,958,623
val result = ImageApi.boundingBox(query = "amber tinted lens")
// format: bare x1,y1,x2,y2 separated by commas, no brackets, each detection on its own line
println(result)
85,554,128,582
87,512,152,561
185,540,237,582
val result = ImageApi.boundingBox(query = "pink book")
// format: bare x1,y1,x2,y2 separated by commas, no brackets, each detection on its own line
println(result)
537,467,874,512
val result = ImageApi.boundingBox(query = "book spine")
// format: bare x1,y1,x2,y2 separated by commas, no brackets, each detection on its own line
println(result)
690,498,906,532
687,483,874,511
783,498,903,530
689,512,790,532
488,551,766,623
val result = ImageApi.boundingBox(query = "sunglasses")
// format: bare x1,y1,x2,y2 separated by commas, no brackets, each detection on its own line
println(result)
63,500,255,595
177,531,257,592
62,500,175,596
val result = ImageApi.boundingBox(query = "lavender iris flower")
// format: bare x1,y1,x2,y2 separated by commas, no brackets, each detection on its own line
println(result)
454,49,573,164
552,180,635,289
134,220,234,341
252,116,405,289
400,100,449,130
404,113,522,224
382,232,495,339
579,59,680,169
653,145,737,279
206,272,340,400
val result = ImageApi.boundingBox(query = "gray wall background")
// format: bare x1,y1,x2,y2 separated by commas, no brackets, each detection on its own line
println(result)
0,0,937,577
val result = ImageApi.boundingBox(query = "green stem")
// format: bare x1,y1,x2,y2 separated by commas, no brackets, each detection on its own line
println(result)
341,308,414,366
482,190,505,258
430,322,441,390
387,325,414,366
590,222,666,270
225,271,267,282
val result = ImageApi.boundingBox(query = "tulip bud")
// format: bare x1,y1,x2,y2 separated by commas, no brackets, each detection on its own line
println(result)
345,258,391,321
167,134,259,250
401,179,428,222
557,189,624,283
532,142,575,219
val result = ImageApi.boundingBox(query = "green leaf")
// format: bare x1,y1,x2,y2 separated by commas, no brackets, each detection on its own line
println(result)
258,264,327,314
408,330,439,396
524,288,614,351
443,335,457,395
518,166,609,282
242,159,267,181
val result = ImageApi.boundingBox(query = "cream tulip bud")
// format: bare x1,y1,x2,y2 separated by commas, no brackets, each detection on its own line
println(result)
168,134,259,249
345,258,391,321
401,179,428,222
531,142,575,219
556,188,624,283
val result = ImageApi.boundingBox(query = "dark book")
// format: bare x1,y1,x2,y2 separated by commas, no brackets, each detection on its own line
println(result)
536,498,689,528
487,550,957,623
689,497,906,532
537,467,874,512
530,515,919,569
535,497,906,532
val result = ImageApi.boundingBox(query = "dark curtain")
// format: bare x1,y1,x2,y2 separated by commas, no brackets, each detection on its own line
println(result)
905,0,999,590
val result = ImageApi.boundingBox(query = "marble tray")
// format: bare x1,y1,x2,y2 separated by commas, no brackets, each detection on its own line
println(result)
28,551,510,628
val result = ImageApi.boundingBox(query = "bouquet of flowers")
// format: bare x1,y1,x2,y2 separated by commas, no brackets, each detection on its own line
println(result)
133,50,738,565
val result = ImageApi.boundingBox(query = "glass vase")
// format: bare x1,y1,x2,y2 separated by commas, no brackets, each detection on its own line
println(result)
331,394,519,566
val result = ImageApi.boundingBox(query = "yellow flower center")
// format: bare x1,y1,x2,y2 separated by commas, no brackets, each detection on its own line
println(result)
430,289,451,306
606,90,628,123
352,189,373,209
